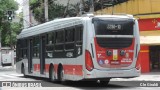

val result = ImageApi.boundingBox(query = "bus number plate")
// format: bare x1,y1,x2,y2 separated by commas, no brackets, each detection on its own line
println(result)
110,60,120,65
107,24,122,30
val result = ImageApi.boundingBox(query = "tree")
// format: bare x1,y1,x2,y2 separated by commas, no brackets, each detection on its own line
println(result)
0,0,22,47
0,0,18,22
30,0,66,23
30,0,83,23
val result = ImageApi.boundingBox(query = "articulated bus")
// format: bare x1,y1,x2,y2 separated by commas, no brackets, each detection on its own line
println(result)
16,14,140,85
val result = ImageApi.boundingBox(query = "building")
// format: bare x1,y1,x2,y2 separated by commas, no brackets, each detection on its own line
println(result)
96,0,160,73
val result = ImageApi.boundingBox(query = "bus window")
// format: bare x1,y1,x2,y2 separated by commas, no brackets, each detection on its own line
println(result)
46,33,54,58
20,39,28,58
76,25,83,41
47,33,53,44
65,28,75,42
75,25,83,56
65,27,75,50
33,37,39,58
56,30,64,43
55,30,64,51
93,18,134,49
93,18,134,35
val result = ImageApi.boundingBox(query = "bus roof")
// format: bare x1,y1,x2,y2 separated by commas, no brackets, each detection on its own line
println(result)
17,17,83,39
94,14,134,19
17,14,135,39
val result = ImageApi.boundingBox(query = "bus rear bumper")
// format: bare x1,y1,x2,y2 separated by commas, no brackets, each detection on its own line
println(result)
85,68,141,79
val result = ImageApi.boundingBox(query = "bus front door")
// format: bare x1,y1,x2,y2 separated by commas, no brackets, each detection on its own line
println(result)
40,36,45,74
28,39,33,73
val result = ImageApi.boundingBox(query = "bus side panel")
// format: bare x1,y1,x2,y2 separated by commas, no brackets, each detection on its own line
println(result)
16,60,22,74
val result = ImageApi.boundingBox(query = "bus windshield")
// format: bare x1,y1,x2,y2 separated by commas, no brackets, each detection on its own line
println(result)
93,18,134,35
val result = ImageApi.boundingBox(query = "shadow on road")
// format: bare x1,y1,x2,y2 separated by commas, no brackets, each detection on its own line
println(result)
18,75,134,89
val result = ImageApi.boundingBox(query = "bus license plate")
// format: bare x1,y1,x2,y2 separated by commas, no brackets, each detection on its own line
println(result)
110,60,120,65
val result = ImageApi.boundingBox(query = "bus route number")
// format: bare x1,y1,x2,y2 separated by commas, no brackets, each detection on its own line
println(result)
107,24,122,30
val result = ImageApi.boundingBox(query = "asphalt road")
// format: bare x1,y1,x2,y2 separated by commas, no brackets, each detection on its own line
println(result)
0,66,160,90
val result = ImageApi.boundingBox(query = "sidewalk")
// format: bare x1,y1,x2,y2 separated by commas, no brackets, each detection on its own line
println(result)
0,65,16,70
111,72,160,81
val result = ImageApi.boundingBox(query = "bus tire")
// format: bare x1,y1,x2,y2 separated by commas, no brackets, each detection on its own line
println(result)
98,79,110,86
58,66,65,83
49,65,55,82
1,63,4,67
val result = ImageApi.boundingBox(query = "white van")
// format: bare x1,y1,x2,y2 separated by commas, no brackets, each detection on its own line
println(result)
1,47,14,66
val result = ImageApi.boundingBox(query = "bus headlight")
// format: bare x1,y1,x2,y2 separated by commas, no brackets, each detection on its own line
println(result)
120,50,125,56
106,50,112,56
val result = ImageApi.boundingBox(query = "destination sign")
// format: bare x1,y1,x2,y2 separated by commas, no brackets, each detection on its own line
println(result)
106,24,122,30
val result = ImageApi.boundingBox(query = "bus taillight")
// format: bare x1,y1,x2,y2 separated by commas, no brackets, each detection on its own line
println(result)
85,50,94,71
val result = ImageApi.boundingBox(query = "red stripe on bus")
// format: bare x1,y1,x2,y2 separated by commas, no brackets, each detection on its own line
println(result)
34,64,40,72
63,65,83,76
34,64,83,76
45,64,50,72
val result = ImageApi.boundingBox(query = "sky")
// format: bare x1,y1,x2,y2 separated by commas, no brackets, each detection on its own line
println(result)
15,0,23,14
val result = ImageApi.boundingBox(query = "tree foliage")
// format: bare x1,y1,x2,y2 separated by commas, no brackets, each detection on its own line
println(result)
30,0,81,23
0,0,22,47
29,0,129,23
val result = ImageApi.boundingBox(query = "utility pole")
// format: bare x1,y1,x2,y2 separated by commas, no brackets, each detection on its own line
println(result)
0,27,1,67
44,0,49,22
23,0,30,28
63,0,70,17
79,0,83,16
89,0,94,13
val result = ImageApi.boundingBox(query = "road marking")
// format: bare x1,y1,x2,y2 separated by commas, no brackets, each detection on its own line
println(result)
0,74,21,79
9,74,23,76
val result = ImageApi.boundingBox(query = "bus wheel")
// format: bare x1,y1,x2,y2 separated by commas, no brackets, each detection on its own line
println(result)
49,65,55,82
58,66,65,83
1,64,4,67
98,79,110,86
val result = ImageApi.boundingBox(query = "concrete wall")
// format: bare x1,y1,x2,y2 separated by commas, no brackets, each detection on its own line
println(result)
138,45,150,73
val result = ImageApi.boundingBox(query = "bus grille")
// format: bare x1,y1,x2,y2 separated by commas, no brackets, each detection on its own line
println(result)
96,38,133,49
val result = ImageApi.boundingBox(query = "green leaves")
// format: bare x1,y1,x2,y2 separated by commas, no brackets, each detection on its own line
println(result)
30,0,80,23
0,0,21,47
48,3,65,20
